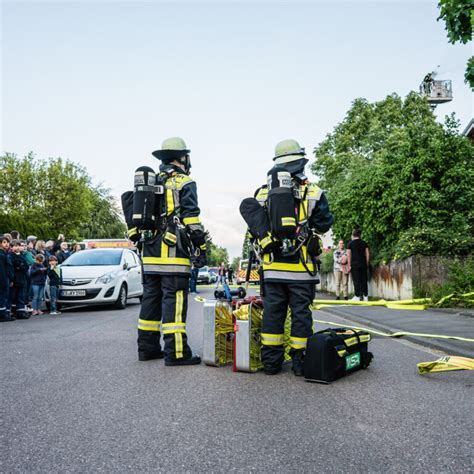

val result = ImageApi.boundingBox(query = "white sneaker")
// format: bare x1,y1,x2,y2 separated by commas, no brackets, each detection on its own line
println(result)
350,296,360,302
363,296,369,302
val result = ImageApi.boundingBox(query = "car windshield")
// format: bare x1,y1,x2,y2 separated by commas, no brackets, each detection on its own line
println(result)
61,250,123,266
198,267,209,273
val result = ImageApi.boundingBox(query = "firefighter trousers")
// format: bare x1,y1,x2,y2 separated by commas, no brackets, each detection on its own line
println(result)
261,281,316,370
137,274,193,362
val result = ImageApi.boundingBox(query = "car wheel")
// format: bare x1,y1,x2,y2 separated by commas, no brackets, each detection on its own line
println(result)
115,284,127,310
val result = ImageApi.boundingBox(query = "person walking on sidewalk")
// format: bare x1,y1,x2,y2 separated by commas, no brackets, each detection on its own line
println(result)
333,239,349,300
347,229,370,301
215,262,226,289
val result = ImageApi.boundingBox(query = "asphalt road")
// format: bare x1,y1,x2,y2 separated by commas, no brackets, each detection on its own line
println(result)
1,288,473,473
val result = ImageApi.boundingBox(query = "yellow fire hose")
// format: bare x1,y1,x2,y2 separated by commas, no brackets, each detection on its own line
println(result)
417,356,474,375
312,318,474,343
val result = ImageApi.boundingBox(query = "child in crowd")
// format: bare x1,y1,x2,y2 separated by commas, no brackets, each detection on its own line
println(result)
30,254,47,315
10,240,30,319
0,235,14,322
47,256,62,315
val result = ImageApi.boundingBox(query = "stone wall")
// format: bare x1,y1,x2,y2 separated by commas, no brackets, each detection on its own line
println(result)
317,256,452,300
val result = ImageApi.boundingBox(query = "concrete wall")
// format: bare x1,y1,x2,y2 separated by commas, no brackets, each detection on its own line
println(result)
317,256,452,300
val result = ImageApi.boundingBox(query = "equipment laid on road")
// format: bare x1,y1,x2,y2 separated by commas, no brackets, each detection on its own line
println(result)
214,281,246,301
417,356,474,375
304,328,373,383
202,300,234,367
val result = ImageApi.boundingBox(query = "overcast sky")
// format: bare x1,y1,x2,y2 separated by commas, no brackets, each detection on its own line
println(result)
1,0,472,257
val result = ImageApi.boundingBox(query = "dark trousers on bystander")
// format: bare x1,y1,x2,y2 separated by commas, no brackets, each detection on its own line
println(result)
351,266,368,298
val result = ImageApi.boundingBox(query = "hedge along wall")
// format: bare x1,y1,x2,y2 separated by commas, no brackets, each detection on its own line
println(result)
0,214,55,240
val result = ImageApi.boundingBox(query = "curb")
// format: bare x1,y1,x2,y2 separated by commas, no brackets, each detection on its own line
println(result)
428,307,474,318
316,306,474,359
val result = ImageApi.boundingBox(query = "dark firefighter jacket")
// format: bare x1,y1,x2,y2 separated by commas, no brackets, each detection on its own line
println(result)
127,165,206,276
255,181,333,283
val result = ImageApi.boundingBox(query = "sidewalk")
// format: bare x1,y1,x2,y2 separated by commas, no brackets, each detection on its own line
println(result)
314,299,474,358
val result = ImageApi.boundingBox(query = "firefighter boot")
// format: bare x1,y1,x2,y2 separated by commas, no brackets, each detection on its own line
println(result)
264,366,282,375
164,355,201,366
291,350,305,377
138,351,165,361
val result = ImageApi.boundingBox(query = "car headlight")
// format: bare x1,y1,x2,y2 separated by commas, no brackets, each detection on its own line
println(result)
96,272,117,284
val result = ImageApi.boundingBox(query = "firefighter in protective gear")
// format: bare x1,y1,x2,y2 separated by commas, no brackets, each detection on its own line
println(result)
126,137,207,365
255,139,333,375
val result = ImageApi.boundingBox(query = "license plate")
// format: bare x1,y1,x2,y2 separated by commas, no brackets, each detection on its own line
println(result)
61,290,86,297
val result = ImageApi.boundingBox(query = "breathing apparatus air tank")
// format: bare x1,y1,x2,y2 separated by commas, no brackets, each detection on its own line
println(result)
266,166,297,246
132,166,164,230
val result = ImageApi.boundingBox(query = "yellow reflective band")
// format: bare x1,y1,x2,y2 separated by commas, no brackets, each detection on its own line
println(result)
259,236,272,248
165,232,177,243
263,261,314,272
142,257,191,265
175,333,183,358
162,322,186,328
200,244,207,250
183,216,201,225
337,349,348,357
281,217,296,226
161,241,169,258
138,319,161,332
128,227,138,236
289,337,307,349
261,333,284,346
166,188,174,215
175,290,183,323
162,322,186,334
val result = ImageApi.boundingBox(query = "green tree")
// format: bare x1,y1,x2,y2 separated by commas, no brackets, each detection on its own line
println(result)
241,232,251,260
0,152,126,240
437,0,473,88
312,93,474,263
207,240,229,267
80,186,127,239
231,256,241,272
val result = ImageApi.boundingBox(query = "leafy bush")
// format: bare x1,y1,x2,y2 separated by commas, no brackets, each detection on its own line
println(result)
320,250,334,273
430,256,474,308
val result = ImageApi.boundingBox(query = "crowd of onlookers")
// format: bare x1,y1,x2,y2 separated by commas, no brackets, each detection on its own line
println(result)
0,231,81,322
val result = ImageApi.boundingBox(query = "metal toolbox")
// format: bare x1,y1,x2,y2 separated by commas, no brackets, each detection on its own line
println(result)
233,302,292,373
233,300,265,373
202,300,234,367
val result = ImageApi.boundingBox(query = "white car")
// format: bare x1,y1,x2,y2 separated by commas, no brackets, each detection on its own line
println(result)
45,248,143,309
